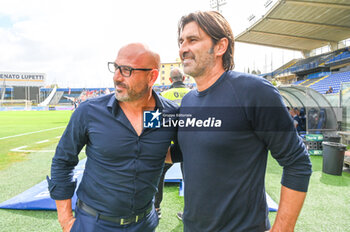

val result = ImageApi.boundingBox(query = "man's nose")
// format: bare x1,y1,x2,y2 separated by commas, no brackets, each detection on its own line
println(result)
179,42,189,59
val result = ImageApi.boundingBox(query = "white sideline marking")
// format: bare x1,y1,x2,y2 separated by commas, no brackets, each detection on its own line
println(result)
10,135,86,153
0,126,65,140
11,143,86,153
56,136,61,139
12,149,55,152
10,147,85,153
11,146,28,152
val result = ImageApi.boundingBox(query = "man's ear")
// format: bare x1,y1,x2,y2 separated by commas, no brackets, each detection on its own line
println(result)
149,69,159,87
215,38,228,57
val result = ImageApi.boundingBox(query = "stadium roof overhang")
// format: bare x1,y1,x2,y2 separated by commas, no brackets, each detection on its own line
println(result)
235,0,350,53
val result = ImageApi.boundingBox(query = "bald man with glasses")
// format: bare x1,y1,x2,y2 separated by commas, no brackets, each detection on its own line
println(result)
47,43,179,232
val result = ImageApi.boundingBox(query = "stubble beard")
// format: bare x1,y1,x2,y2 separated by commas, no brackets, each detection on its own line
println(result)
115,83,150,102
183,47,215,79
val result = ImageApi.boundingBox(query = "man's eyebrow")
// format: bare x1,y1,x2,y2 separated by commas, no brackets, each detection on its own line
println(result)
187,35,199,39
180,35,200,41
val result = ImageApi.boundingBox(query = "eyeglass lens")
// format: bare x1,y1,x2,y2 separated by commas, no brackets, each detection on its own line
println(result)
108,63,132,77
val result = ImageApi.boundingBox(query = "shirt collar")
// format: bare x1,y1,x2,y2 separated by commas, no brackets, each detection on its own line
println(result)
153,90,164,110
170,81,186,89
107,90,164,116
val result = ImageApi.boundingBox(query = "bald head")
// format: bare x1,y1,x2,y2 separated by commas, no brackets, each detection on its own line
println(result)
113,43,160,103
118,43,160,69
170,68,184,83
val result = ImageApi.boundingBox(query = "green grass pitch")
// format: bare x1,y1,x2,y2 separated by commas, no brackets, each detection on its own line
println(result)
0,110,349,231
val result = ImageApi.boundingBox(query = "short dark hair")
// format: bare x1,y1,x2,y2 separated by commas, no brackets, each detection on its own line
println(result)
178,11,235,71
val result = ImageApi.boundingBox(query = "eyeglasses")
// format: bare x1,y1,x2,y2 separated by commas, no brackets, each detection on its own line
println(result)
108,62,153,77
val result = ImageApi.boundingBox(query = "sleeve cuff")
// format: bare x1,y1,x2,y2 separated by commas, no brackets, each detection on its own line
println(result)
281,172,311,192
46,176,77,200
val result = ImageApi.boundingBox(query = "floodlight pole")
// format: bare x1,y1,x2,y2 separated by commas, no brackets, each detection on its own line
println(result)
1,78,6,103
210,0,227,13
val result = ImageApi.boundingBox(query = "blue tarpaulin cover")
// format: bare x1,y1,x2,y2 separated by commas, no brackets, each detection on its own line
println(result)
0,159,86,210
0,159,278,212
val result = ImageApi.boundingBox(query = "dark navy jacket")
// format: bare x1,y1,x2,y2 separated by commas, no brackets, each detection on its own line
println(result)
172,71,312,232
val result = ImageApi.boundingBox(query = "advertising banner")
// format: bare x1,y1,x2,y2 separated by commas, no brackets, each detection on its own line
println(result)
0,72,46,87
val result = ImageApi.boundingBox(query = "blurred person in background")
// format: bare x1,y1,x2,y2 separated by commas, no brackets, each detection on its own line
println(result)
154,67,190,219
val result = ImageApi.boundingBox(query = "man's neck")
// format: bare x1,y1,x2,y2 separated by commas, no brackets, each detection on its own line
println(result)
195,64,225,92
118,91,156,136
171,81,185,88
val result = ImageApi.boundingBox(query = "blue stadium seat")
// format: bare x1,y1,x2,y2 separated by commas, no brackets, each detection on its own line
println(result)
308,71,350,94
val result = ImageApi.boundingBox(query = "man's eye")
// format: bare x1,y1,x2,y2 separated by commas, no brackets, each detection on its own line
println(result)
122,67,132,71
